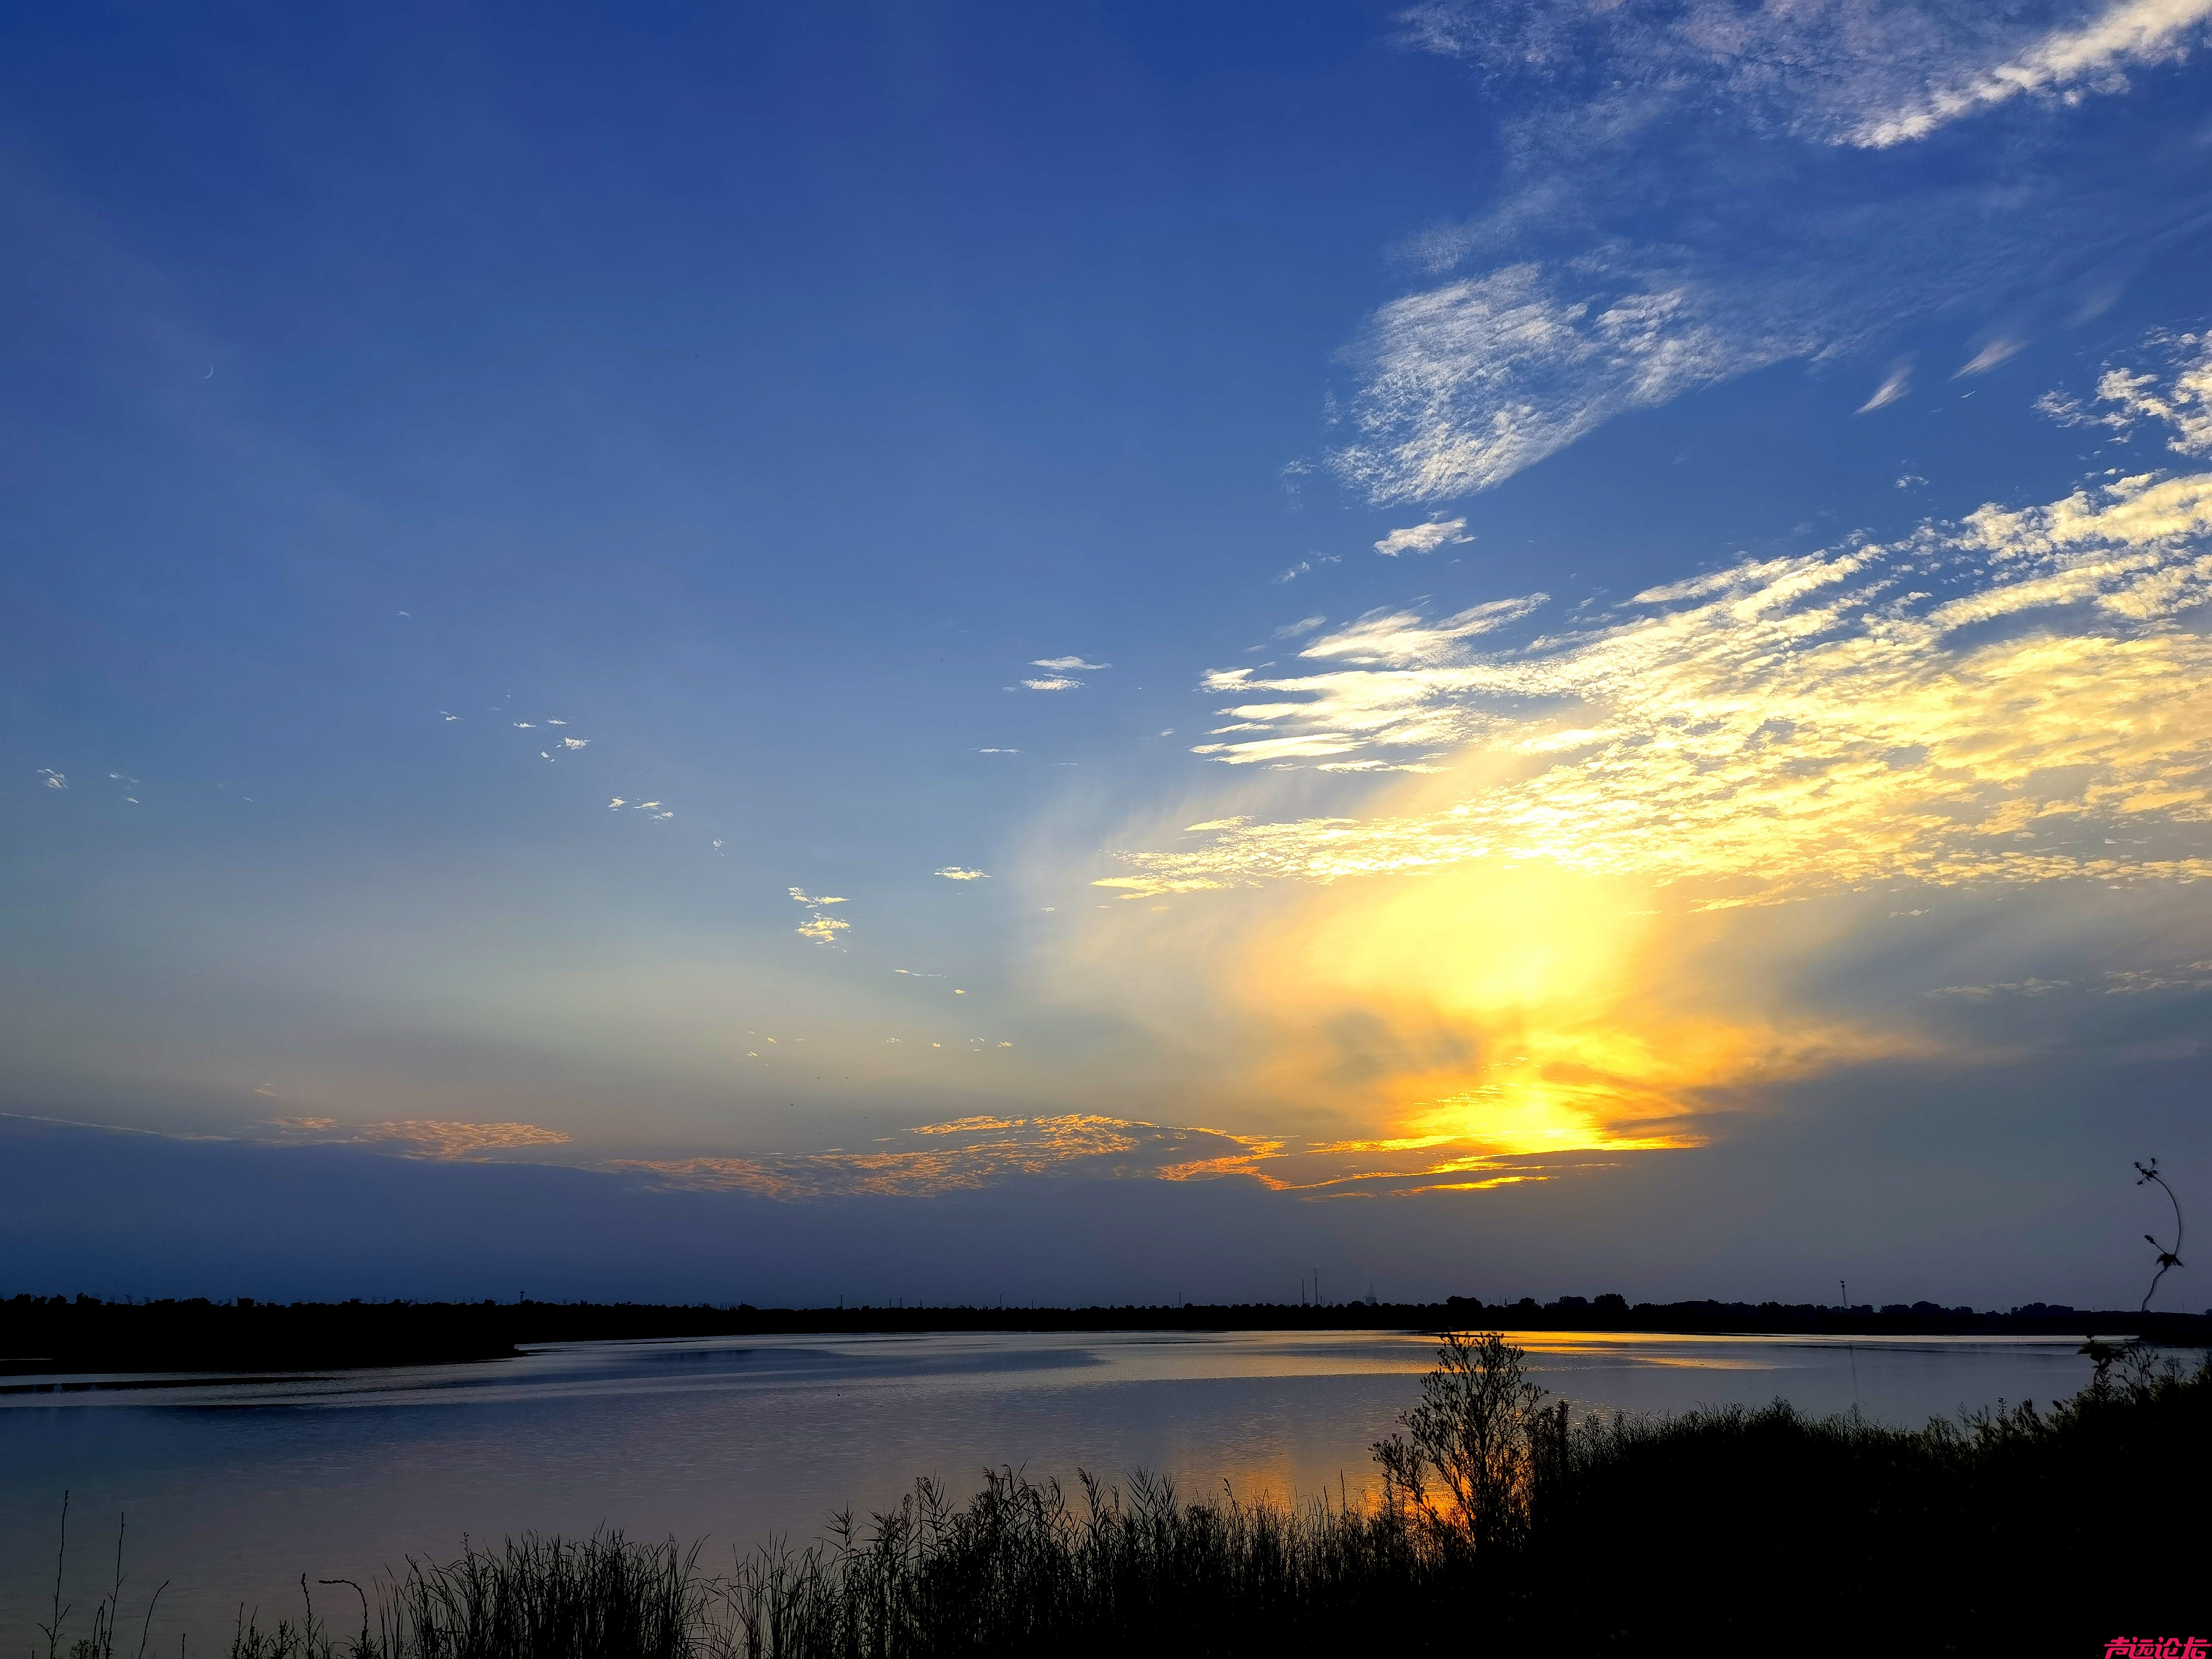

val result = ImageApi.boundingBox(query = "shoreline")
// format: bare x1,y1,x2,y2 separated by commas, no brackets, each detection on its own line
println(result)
5,1291,2208,1376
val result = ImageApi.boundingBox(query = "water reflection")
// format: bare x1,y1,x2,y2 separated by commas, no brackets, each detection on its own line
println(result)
0,1328,2093,1650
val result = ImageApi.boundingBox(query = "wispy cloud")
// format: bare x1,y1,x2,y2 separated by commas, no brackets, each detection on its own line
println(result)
1858,359,1914,413
1925,977,2074,1001
934,866,990,881
1190,596,1548,765
1332,263,1805,503
1299,596,1548,666
1957,338,2025,377
1032,656,1110,671
1022,677,1083,691
1928,959,2212,999
1848,0,2212,149
1127,342,2212,895
1401,0,2212,152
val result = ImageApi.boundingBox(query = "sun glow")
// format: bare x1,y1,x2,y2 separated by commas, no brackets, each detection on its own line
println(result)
1206,850,1889,1159
1047,348,2212,1187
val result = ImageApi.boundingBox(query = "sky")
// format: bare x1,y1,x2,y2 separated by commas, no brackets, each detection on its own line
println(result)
6,0,2212,1311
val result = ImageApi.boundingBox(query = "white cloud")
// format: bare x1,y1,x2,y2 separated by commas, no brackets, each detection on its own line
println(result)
934,866,990,880
1022,677,1083,691
1032,656,1109,671
1374,518,1473,556
1273,616,1328,639
38,769,66,789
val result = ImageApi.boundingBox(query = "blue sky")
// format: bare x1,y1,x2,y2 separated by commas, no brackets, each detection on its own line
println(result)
7,1,2212,1308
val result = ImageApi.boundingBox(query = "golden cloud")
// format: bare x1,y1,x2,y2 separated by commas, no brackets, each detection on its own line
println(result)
610,1112,1663,1201
270,1118,572,1159
611,1115,1277,1199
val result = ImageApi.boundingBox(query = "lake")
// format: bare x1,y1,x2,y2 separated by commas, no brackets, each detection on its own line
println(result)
1,1327,2098,1650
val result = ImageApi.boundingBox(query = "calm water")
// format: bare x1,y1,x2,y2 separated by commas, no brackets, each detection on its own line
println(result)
2,1327,2094,1650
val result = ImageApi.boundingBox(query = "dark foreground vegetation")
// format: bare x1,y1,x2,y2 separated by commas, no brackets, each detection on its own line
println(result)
41,1336,2210,1656
9,1292,2207,1375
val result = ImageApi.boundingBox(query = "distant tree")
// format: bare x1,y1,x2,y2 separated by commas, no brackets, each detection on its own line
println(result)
1371,1330,1566,1551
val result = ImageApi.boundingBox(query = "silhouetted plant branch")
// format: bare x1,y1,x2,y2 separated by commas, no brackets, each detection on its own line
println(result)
2136,1157,2186,1313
